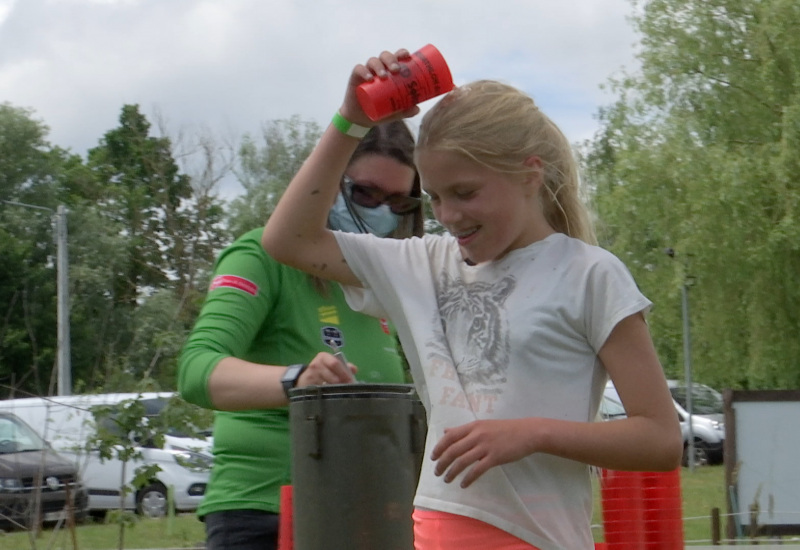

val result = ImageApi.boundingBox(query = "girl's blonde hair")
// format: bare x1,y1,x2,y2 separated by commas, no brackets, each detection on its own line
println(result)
416,80,596,244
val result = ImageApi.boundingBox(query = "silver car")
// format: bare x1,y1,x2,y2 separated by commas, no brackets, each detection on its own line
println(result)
667,380,725,465
604,380,725,466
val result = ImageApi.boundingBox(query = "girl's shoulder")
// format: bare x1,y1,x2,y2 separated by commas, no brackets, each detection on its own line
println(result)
549,233,625,264
535,235,636,285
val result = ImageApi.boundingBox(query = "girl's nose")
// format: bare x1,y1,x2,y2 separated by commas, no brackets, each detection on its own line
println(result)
434,200,461,226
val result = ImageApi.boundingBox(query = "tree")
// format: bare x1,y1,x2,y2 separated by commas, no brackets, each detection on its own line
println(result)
227,116,322,238
0,104,71,397
79,105,229,389
1,102,230,396
583,0,800,389
87,105,194,307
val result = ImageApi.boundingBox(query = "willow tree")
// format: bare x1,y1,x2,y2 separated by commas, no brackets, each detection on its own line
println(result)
583,0,800,389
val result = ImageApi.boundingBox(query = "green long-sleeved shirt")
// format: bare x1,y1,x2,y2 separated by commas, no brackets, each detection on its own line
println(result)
178,228,405,515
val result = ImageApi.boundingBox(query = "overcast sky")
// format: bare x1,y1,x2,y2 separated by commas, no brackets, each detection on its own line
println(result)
0,0,641,198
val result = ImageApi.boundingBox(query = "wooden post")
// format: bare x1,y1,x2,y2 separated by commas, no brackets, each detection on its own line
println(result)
749,503,759,544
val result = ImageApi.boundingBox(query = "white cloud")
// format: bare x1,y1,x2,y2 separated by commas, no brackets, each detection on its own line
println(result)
0,0,13,25
0,0,641,196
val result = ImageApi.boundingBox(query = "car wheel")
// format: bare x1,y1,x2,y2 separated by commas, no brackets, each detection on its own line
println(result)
683,440,710,467
136,482,169,518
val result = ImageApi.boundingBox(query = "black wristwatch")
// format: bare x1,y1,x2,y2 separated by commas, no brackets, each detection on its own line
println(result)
281,363,307,398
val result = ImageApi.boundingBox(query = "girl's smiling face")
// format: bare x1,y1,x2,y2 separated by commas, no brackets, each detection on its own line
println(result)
417,149,553,264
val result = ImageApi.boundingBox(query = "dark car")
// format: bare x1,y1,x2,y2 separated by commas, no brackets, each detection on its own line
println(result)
0,411,88,529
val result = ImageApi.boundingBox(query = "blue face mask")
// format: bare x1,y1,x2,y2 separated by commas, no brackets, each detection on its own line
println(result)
328,192,401,237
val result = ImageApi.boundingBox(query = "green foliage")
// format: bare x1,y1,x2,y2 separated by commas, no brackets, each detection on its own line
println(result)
158,393,214,439
584,0,800,389
0,105,66,396
86,397,163,549
0,103,55,202
87,104,193,307
1,102,230,397
227,115,322,237
82,392,211,549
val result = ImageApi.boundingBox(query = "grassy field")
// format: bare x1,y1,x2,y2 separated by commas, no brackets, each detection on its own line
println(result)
0,513,206,550
1,466,728,549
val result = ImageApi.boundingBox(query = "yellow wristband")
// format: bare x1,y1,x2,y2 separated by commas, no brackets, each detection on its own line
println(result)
331,111,371,139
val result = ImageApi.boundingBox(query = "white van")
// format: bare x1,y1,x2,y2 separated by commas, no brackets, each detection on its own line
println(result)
0,392,212,518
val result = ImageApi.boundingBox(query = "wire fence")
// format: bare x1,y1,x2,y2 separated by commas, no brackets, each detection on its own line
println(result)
592,509,800,547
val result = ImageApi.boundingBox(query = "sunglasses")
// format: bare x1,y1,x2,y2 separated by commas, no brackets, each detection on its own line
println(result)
342,175,421,215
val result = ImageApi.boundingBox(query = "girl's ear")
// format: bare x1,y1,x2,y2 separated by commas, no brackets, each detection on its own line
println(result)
523,155,544,190
523,155,543,170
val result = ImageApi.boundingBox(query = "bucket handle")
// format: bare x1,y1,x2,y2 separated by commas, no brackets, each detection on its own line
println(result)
410,401,426,455
301,386,325,459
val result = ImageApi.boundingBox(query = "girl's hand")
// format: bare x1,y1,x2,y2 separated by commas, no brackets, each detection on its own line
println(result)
430,419,539,488
339,48,421,126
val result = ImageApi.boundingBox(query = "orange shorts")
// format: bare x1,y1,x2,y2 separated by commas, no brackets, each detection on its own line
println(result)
413,508,541,550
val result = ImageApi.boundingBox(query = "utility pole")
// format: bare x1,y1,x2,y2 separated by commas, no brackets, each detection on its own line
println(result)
55,205,72,396
666,248,695,471
680,276,694,471
2,200,72,396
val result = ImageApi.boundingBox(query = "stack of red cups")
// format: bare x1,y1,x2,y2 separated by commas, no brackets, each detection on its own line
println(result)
599,468,684,549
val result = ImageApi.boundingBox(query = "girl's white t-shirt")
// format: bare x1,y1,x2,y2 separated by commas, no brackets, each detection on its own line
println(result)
333,231,651,550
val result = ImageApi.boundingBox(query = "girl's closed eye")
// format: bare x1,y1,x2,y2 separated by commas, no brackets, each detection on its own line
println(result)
454,188,477,200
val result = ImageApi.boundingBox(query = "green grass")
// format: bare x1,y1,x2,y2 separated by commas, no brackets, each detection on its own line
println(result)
1,466,726,549
679,465,729,544
0,514,205,550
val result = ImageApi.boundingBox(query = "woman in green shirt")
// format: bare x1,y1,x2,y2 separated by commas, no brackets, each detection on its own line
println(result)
178,120,423,550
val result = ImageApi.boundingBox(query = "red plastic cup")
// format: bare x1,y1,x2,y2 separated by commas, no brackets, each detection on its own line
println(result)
357,44,455,121
278,485,293,550
600,469,646,549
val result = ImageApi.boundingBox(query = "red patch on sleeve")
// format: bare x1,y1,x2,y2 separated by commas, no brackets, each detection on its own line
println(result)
380,318,391,334
209,275,258,296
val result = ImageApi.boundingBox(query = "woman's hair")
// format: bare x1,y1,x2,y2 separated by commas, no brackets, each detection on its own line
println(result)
416,80,596,244
350,120,424,239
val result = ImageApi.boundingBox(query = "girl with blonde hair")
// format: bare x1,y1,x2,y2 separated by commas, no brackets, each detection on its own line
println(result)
263,48,681,550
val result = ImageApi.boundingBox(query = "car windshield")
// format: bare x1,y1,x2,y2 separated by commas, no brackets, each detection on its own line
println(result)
600,396,627,419
139,398,211,439
670,384,723,415
93,397,212,438
0,414,48,453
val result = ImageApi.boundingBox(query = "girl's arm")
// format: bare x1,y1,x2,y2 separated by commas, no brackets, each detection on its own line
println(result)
430,313,684,488
262,49,419,286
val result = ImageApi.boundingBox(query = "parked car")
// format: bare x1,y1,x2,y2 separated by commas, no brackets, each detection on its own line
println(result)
667,379,724,420
666,380,725,465
604,380,725,466
599,394,628,421
0,392,211,518
0,411,89,529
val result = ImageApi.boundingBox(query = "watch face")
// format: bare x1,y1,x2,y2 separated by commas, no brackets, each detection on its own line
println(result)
282,364,306,397
282,365,301,382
